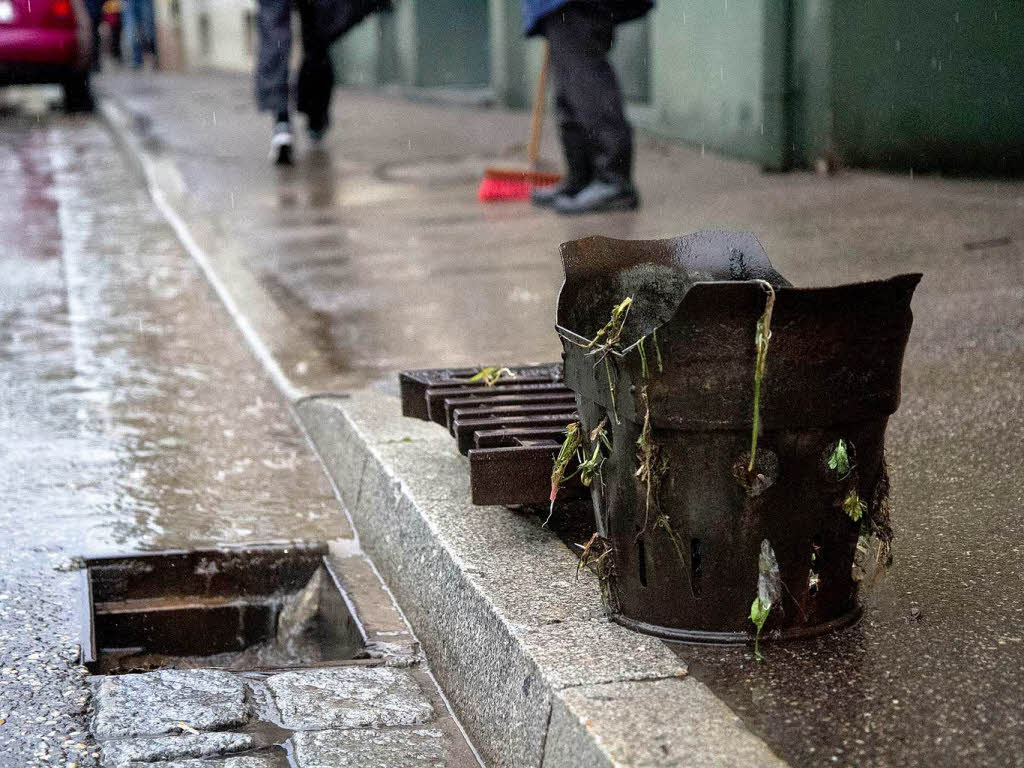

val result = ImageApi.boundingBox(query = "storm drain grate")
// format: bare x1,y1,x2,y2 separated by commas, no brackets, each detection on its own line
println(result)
79,543,363,674
399,364,587,506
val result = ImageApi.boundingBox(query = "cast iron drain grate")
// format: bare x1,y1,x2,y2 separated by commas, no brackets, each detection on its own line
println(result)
399,363,591,506
79,543,363,674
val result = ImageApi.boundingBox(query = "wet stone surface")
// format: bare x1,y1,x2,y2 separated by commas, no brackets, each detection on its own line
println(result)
291,727,446,768
263,666,435,730
139,757,279,768
0,106,341,765
92,670,250,738
89,667,445,768
99,732,256,768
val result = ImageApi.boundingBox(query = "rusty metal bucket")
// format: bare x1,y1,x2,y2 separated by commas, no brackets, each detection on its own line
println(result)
556,229,921,643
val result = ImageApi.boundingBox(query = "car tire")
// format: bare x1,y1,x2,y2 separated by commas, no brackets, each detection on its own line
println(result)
63,71,95,113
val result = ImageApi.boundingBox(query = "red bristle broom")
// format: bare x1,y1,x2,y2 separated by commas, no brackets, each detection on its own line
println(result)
478,43,561,202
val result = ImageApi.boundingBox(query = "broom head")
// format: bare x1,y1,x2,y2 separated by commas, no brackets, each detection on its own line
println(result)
478,167,561,202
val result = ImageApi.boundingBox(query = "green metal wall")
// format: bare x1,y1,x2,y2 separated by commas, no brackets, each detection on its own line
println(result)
411,0,490,87
610,17,651,105
828,1,1023,173
645,0,788,167
332,1,489,89
789,0,832,167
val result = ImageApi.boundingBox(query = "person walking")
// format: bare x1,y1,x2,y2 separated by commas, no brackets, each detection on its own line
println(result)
255,0,335,165
121,0,156,70
84,0,103,71
523,0,653,214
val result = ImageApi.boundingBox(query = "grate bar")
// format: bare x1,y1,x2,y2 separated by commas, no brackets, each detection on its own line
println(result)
399,364,588,506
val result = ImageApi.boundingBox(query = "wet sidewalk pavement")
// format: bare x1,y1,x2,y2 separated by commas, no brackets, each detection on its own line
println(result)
100,70,1024,397
0,107,477,767
94,69,1024,767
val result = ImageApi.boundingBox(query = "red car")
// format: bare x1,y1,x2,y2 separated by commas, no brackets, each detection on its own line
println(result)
0,0,93,111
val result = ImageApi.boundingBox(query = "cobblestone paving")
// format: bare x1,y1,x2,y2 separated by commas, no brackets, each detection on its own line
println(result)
91,666,453,767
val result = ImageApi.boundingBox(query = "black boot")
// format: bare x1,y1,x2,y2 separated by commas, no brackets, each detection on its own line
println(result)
532,125,593,208
551,176,639,214
552,129,638,215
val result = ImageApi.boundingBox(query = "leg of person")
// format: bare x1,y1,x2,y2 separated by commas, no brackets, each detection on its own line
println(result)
111,18,122,62
256,0,294,164
139,0,157,66
546,3,638,214
530,66,594,207
91,17,101,71
296,5,334,146
121,0,141,69
86,0,102,72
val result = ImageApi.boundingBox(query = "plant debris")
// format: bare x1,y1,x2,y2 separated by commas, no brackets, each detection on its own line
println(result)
547,422,581,525
468,366,515,387
827,438,852,479
559,297,639,424
655,514,692,590
747,283,776,475
635,386,666,532
579,418,611,489
843,489,866,522
585,297,633,353
750,540,781,662
865,459,894,564
575,533,617,610
652,328,663,373
853,458,895,582
547,419,612,526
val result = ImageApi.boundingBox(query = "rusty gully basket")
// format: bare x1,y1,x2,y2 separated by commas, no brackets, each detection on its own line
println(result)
556,230,921,644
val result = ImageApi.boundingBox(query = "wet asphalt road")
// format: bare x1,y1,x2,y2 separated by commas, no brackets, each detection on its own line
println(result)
0,101,346,766
97,71,1024,767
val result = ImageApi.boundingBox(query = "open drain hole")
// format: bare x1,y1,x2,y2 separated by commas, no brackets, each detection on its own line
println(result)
80,543,364,674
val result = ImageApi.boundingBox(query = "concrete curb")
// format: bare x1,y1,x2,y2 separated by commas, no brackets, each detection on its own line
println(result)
100,95,788,768
297,392,786,768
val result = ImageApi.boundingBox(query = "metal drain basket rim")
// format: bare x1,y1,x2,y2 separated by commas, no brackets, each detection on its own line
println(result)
613,603,864,645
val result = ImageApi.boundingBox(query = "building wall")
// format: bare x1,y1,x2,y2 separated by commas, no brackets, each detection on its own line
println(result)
156,0,256,72
829,1,1023,173
789,0,833,167
332,16,385,87
162,0,1023,174
645,0,788,168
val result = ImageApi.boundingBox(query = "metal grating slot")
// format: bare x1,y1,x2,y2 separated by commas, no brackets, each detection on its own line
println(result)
398,364,589,506
80,543,364,674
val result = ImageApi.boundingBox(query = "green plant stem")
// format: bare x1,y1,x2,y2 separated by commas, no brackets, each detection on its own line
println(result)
604,357,619,424
638,337,649,380
747,284,776,474
655,515,692,590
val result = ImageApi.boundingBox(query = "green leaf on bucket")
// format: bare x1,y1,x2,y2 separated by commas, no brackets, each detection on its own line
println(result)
750,596,770,662
843,489,866,522
828,439,852,478
750,539,780,662
546,422,581,526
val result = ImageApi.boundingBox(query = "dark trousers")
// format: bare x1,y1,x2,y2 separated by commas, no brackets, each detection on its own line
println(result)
122,0,156,70
542,3,634,183
256,0,335,128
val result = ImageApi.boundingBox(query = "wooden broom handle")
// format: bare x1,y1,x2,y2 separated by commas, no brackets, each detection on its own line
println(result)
526,43,550,171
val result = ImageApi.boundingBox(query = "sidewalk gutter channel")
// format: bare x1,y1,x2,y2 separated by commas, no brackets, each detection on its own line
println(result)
98,94,790,768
